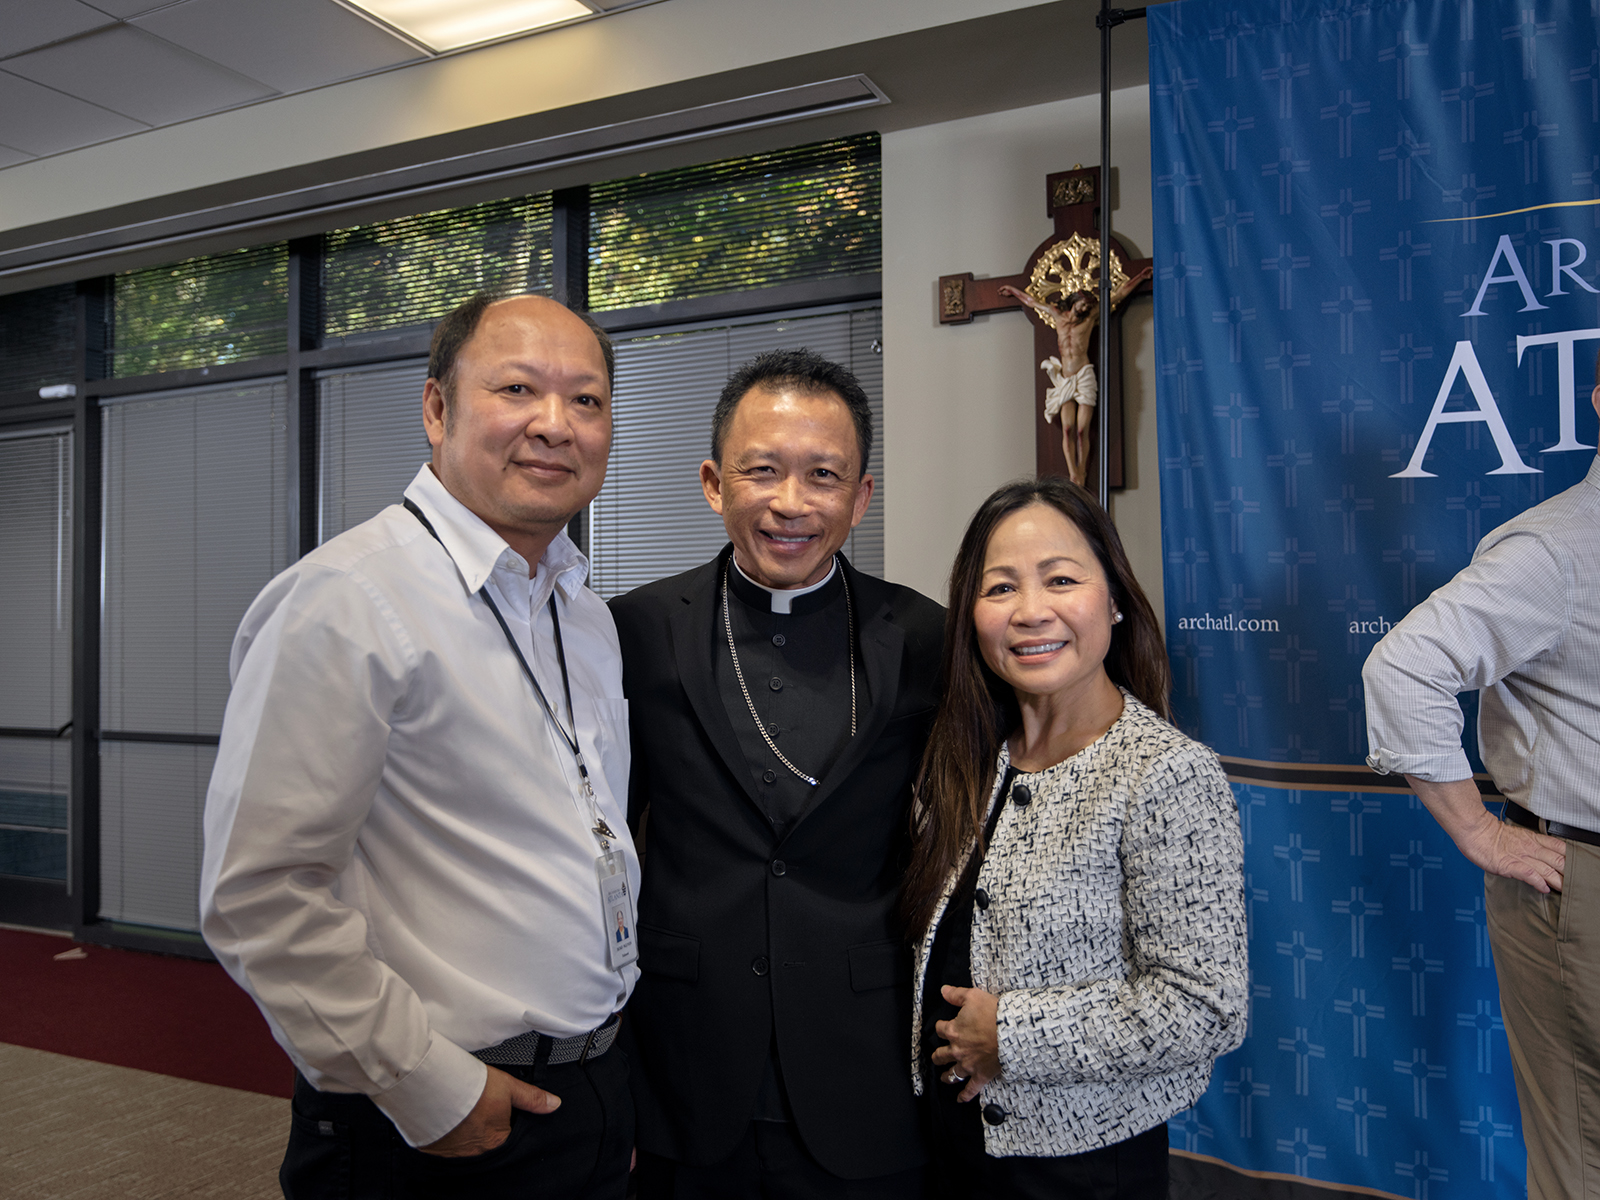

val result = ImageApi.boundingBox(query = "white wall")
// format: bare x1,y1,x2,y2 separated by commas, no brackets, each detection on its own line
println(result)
879,87,1163,622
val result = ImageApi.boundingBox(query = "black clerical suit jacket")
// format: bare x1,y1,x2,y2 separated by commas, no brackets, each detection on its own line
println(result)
609,547,943,1179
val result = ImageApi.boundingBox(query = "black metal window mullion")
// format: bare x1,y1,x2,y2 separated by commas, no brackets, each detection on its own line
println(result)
70,277,108,931
289,236,324,558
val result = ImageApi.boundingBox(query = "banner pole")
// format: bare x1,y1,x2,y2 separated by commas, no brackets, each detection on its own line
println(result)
1094,4,1146,515
1098,0,1113,513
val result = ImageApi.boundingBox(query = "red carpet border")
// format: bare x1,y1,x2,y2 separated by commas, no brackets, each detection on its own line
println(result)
0,928,293,1098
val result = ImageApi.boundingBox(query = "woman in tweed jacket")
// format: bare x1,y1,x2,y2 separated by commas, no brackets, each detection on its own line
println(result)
903,478,1247,1199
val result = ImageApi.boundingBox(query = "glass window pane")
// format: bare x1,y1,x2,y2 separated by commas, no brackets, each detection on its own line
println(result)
0,737,70,883
99,742,213,930
0,285,77,395
0,430,73,731
322,196,553,344
99,379,288,930
101,380,291,738
588,134,881,312
317,360,432,540
112,245,289,377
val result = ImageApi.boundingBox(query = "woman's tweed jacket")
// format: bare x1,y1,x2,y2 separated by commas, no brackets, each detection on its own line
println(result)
911,692,1248,1157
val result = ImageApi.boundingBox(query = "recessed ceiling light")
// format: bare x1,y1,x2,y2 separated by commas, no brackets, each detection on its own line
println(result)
344,0,598,53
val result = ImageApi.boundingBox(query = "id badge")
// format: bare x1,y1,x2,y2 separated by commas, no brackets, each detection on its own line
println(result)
598,856,638,970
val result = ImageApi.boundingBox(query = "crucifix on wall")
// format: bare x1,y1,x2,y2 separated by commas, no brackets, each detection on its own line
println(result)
939,166,1153,490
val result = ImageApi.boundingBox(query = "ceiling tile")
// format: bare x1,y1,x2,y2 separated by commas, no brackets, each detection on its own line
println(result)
0,0,116,60
84,0,177,16
0,143,38,169
134,0,424,94
0,71,148,156
3,25,275,126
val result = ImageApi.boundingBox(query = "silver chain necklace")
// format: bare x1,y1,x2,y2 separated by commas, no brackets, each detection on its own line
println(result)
722,558,856,787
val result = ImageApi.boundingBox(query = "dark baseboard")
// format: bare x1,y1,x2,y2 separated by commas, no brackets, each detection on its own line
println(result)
1172,1152,1395,1200
74,920,215,961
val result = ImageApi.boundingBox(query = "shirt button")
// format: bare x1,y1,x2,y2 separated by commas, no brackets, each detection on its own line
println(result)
771,860,787,876
982,1103,1008,1126
974,888,990,909
772,633,787,647
762,770,777,784
752,956,770,976
1012,784,1032,808
769,676,783,691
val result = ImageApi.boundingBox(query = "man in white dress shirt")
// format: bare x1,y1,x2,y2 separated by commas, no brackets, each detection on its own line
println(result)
201,293,639,1199
1363,375,1600,1200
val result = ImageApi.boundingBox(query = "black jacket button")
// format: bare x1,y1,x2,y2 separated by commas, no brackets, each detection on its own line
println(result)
752,956,769,976
1012,783,1031,807
771,860,787,876
772,633,786,647
982,1103,1007,1125
762,770,776,784
768,676,782,691
974,888,989,909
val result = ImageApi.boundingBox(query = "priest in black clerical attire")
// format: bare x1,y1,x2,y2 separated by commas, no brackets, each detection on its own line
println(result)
611,349,943,1199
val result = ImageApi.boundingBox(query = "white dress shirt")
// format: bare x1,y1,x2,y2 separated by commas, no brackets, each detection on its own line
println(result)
1365,455,1600,827
201,464,638,1148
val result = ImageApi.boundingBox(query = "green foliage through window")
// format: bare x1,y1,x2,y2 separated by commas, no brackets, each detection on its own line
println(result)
322,196,554,342
112,246,288,377
587,134,881,311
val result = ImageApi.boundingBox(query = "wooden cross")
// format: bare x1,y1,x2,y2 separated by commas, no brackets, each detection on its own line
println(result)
938,165,1153,490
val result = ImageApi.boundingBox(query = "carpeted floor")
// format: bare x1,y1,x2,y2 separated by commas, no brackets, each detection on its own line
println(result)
0,1043,287,1199
0,928,293,1098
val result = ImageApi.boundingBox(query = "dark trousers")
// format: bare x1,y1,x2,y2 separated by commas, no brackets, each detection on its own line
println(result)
280,1050,633,1200
927,1119,1169,1200
635,1121,923,1200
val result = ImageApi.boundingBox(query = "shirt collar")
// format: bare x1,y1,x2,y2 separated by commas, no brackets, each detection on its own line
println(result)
402,464,590,604
730,553,840,615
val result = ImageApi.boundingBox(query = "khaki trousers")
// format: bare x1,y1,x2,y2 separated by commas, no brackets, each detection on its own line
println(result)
1487,837,1600,1200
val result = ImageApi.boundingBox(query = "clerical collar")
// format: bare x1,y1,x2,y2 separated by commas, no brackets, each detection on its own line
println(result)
729,555,843,615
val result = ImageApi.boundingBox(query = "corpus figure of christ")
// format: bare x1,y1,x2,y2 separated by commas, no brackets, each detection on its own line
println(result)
1000,266,1152,487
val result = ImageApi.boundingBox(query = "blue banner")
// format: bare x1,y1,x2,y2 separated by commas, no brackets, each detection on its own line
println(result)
1149,0,1600,1194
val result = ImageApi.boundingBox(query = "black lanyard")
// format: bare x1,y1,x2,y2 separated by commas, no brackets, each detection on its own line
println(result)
404,498,614,838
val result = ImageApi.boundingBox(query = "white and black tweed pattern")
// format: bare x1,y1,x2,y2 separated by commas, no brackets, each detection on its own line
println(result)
911,692,1248,1157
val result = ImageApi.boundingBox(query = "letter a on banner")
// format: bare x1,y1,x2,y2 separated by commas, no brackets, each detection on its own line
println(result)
1392,341,1540,478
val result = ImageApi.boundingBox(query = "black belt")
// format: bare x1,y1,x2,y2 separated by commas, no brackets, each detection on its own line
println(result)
1503,801,1600,848
472,1014,620,1067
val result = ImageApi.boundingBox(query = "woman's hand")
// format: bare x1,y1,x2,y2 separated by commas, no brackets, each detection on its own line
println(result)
931,985,1001,1102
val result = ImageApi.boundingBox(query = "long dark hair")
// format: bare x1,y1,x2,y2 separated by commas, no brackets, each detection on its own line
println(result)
901,477,1171,938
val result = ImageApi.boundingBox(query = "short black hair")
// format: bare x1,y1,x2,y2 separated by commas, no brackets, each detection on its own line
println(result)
427,292,615,401
711,348,874,474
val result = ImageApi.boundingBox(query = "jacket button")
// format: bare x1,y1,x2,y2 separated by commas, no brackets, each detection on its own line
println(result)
769,676,783,691
762,770,776,784
752,956,769,976
974,888,989,909
982,1103,1007,1126
771,859,787,876
1012,783,1031,807
772,633,786,647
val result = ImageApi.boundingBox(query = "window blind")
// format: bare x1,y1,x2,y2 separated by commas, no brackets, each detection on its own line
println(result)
587,135,881,311
317,360,432,540
112,245,288,377
0,285,77,395
0,429,72,881
322,196,554,344
100,379,289,929
588,306,884,599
